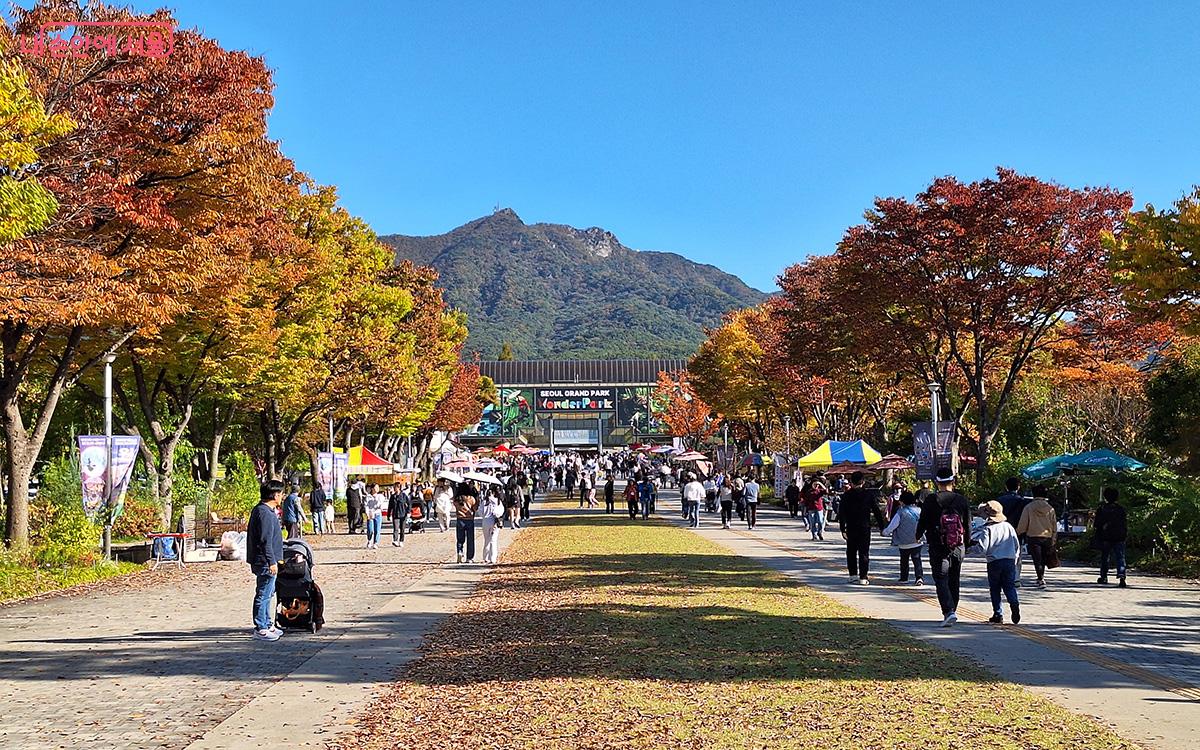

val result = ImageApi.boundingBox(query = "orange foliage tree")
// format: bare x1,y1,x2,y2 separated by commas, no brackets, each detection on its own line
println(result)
652,370,716,450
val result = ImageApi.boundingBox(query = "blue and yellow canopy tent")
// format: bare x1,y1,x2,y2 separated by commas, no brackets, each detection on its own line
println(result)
795,440,883,469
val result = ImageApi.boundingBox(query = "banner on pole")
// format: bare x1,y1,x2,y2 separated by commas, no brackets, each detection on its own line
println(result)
78,436,109,518
912,421,956,480
109,436,140,520
79,435,141,520
317,451,334,497
333,452,348,502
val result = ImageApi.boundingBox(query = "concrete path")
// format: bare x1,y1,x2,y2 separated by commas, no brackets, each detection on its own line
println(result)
663,490,1200,749
0,516,524,750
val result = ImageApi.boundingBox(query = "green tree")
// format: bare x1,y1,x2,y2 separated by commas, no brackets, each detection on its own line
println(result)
1145,345,1200,474
498,342,515,361
1110,188,1200,333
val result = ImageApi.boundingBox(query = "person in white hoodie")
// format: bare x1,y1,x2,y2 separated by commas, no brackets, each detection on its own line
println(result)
479,485,504,564
969,501,1021,625
433,480,454,533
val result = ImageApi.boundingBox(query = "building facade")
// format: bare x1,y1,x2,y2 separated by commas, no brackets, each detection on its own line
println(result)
460,359,685,449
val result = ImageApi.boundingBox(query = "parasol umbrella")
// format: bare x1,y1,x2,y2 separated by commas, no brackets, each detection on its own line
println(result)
674,451,708,461
436,470,464,483
491,444,513,454
741,454,766,467
443,459,475,469
651,445,674,454
463,470,503,486
824,461,875,476
475,458,505,470
869,454,915,471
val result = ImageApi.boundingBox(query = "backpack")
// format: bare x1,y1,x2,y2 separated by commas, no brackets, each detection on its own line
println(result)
938,498,964,548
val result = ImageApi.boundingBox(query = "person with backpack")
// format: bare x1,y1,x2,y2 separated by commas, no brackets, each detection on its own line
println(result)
882,490,924,584
603,474,615,514
1094,487,1129,587
916,467,971,627
1015,485,1057,588
453,481,480,563
480,485,504,564
838,472,886,585
969,500,1022,624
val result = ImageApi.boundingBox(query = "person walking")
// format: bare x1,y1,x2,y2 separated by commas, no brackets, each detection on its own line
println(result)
638,474,656,520
248,480,285,641
624,476,640,519
604,474,615,514
389,484,410,548
363,483,385,549
882,490,925,584
503,475,522,529
480,485,504,564
838,472,886,585
281,481,306,540
1015,486,1057,588
454,481,480,563
916,467,971,627
969,501,1022,624
434,479,453,532
346,479,365,534
719,479,735,529
743,474,761,530
519,470,533,522
682,472,705,528
731,475,746,521
801,480,826,540
997,476,1031,586
1094,487,1129,587
785,479,801,518
309,483,327,536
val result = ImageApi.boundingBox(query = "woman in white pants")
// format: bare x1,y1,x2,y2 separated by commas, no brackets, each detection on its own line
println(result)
434,481,453,532
479,487,504,564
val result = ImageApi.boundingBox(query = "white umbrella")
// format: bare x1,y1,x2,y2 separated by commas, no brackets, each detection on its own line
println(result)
475,459,505,470
463,470,503,486
674,451,708,461
436,470,464,483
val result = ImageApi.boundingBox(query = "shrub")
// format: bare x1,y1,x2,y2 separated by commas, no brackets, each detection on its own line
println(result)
29,455,101,566
211,451,260,520
112,487,162,539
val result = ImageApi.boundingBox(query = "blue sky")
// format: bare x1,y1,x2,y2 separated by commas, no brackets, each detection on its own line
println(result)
116,1,1200,290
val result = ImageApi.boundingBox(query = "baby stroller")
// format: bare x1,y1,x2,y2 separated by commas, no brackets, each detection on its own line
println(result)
276,539,324,633
407,503,426,533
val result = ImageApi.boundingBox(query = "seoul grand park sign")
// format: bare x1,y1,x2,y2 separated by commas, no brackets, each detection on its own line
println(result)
535,388,616,412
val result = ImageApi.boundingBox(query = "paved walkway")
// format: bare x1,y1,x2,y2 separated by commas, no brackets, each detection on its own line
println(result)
0,517,523,750
661,490,1200,749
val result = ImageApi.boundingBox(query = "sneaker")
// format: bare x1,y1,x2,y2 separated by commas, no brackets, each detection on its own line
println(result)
898,578,909,584
914,578,925,586
392,541,400,547
1118,577,1128,588
456,553,464,563
253,629,280,642
858,578,870,586
268,625,285,637
988,614,1003,624
1097,576,1109,584
940,612,958,628
1012,604,1021,625
1036,579,1046,589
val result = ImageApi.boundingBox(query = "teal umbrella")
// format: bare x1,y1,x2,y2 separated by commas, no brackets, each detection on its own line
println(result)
1061,449,1147,473
1021,454,1071,481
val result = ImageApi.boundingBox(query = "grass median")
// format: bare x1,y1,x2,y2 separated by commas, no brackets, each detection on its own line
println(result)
341,500,1137,750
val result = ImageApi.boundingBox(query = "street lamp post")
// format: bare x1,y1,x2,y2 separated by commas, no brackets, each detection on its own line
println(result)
926,382,941,425
102,354,115,560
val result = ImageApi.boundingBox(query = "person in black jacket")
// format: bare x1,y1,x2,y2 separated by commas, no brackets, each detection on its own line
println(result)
916,467,971,627
389,485,411,547
309,484,327,535
1094,487,1129,587
785,479,801,518
247,480,285,641
839,472,886,585
346,479,364,534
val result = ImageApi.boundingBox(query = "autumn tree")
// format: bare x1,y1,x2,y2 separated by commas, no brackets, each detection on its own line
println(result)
1,2,287,546
1110,188,1200,333
834,168,1130,479
652,370,716,449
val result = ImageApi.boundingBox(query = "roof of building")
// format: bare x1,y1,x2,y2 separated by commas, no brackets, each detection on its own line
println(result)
479,359,686,386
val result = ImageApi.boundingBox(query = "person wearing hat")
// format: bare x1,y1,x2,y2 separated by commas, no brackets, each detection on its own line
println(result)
1015,485,1058,588
969,500,1021,624
915,466,972,627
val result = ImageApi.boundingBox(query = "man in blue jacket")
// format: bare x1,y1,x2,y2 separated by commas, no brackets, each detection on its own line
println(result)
248,480,285,641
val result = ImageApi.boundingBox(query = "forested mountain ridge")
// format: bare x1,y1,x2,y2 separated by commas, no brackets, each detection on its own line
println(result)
381,209,768,360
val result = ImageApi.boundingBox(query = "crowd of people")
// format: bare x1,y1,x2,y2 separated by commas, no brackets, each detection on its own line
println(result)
245,446,1132,640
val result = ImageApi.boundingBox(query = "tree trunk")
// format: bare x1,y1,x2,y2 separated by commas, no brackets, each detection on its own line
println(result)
205,406,234,494
2,403,35,554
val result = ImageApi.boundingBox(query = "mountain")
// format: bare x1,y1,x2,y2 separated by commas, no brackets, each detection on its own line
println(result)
380,209,768,360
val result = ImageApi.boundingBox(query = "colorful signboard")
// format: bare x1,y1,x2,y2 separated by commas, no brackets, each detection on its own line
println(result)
535,387,615,412
461,388,536,437
78,435,141,520
912,421,956,480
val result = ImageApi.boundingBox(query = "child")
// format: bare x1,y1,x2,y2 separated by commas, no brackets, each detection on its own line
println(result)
969,500,1021,624
882,490,924,584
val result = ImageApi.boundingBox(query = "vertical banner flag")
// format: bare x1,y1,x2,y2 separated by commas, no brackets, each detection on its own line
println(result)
317,452,334,498
79,435,141,520
333,452,349,502
109,436,141,521
912,421,957,480
78,436,109,518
